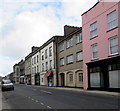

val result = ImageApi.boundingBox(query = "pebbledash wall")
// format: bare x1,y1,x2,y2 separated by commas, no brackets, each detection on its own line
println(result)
82,1,120,91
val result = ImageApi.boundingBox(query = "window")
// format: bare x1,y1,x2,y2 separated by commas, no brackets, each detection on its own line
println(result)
42,63,44,71
92,43,98,60
76,52,83,61
49,60,52,69
37,55,39,63
59,43,64,51
49,47,52,56
66,38,73,48
90,22,98,38
34,57,36,64
60,58,64,66
76,33,82,43
69,74,73,82
107,11,117,30
34,66,36,73
109,37,118,55
42,55,44,60
37,65,39,73
79,73,83,82
32,58,34,65
67,55,73,64
45,49,48,59
46,62,48,70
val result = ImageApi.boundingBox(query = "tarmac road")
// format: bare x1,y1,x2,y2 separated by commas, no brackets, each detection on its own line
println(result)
2,84,119,110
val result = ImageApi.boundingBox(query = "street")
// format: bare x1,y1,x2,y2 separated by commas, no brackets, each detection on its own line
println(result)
2,84,119,110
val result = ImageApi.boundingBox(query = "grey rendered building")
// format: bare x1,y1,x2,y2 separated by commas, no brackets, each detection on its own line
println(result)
58,25,83,88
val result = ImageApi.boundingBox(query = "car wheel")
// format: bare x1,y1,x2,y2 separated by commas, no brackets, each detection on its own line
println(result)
12,87,14,90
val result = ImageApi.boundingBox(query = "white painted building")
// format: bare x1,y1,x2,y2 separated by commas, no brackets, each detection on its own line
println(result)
31,47,40,85
40,36,63,86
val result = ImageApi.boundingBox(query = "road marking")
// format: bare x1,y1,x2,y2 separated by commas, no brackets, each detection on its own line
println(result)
47,106,52,109
31,98,34,101
35,100,39,103
41,103,44,105
40,90,52,94
28,97,31,98
33,89,36,91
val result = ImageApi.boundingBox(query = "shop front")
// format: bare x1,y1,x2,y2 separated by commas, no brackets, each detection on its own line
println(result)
27,74,31,85
20,76,25,84
44,70,53,87
35,73,40,85
87,56,120,92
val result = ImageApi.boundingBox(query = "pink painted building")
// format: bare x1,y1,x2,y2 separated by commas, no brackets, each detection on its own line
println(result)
82,1,120,91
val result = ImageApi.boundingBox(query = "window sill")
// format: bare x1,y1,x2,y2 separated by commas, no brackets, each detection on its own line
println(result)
91,58,99,62
66,62,74,65
59,50,64,53
108,53,119,57
60,65,64,67
106,26,118,32
76,41,82,45
90,35,98,40
76,60,83,62
66,46,73,49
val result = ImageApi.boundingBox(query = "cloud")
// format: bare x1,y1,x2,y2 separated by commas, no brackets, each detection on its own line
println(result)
0,0,98,76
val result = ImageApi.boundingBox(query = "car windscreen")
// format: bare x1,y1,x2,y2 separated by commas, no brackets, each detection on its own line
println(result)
2,80,11,84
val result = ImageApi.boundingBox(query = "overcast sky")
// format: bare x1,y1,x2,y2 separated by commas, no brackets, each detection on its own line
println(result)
0,0,99,77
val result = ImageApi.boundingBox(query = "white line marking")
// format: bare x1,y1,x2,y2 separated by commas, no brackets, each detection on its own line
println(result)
40,90,52,94
33,89,36,91
35,100,39,102
47,106,52,109
31,98,34,101
41,103,44,105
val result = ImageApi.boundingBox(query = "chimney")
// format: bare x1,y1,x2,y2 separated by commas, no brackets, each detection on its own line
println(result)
64,25,80,37
31,46,39,52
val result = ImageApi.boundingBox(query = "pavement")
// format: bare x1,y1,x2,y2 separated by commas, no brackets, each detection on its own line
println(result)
23,84,119,97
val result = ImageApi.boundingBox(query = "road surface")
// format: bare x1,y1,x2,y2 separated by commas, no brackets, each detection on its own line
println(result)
2,84,119,110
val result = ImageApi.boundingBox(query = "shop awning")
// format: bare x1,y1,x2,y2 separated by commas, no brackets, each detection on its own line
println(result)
44,70,53,77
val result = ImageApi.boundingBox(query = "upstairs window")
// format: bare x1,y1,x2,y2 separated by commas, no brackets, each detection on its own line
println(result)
109,36,118,55
49,47,52,56
76,52,83,61
37,55,39,63
67,55,73,64
92,43,98,60
45,49,48,59
107,11,117,31
60,58,64,66
59,43,64,52
42,63,44,71
66,38,73,48
45,62,48,70
90,22,98,38
76,33,82,43
49,60,52,69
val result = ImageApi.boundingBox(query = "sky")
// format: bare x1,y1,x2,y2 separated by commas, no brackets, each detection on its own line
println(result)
0,0,99,77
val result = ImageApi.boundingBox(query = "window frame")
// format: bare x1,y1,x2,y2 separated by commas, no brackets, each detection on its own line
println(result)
107,10,117,31
109,36,118,56
91,43,98,60
66,54,74,64
90,22,98,39
76,51,83,62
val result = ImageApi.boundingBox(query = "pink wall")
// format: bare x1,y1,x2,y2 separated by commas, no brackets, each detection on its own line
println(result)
82,2,120,90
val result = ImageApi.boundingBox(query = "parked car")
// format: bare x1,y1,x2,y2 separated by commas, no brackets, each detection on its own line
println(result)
1,79,14,91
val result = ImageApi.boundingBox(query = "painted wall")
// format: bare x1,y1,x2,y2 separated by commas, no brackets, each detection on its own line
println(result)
82,1,120,89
